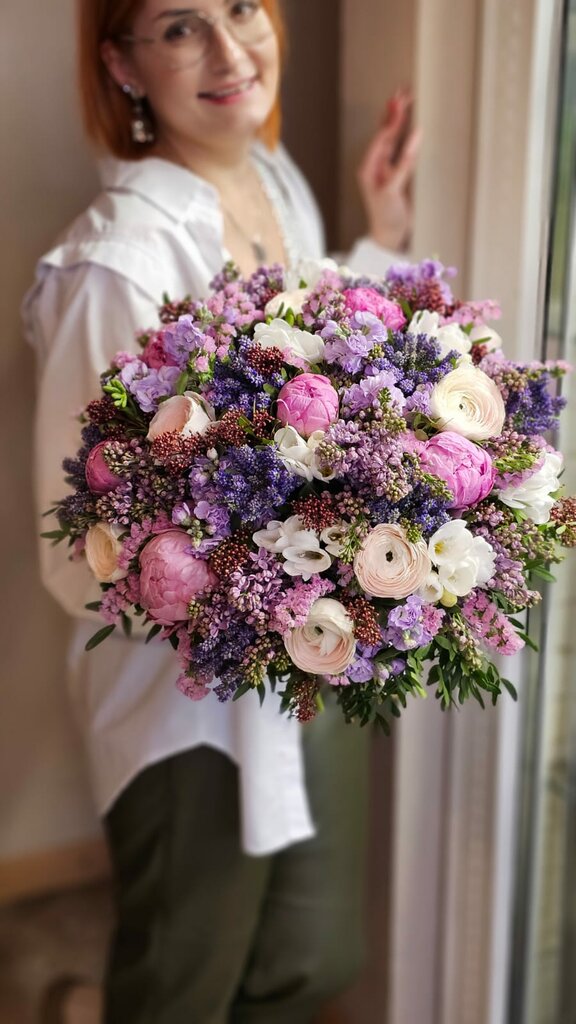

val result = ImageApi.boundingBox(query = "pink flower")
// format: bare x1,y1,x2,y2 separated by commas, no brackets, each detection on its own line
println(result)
419,431,496,509
354,524,432,599
147,392,215,441
284,598,357,675
85,442,124,495
343,288,406,329
139,530,217,624
142,332,180,369
276,374,340,438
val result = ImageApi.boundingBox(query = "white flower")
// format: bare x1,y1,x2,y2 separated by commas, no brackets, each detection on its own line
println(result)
418,571,444,604
285,258,340,291
265,288,310,318
253,319,325,366
283,539,332,580
85,523,128,584
408,310,471,361
320,523,349,557
284,598,356,675
469,323,503,352
428,520,496,597
274,426,335,482
499,451,563,524
429,363,506,440
252,515,310,553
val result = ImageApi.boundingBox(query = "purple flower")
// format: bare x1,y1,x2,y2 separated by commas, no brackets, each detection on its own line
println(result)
162,316,208,369
343,370,406,414
347,656,375,683
383,595,445,650
129,366,182,414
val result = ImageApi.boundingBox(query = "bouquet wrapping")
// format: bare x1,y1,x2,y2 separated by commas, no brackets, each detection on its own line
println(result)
45,257,576,729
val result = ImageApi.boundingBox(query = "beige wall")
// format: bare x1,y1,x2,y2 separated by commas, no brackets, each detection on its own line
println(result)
1,1,102,864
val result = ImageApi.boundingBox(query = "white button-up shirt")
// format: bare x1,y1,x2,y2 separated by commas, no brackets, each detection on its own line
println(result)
23,143,397,855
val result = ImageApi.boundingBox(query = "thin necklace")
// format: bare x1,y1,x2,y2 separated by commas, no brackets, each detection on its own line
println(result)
221,203,268,264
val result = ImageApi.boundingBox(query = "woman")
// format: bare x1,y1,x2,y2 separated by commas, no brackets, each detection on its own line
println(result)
24,1,419,1021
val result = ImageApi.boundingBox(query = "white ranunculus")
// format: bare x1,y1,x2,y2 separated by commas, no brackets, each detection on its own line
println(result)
265,288,310,318
284,598,356,675
428,520,496,597
282,539,332,580
252,515,312,553
469,323,503,352
253,319,325,366
429,363,506,440
147,391,215,441
499,451,563,524
408,310,471,360
274,427,334,482
85,523,128,584
285,258,340,291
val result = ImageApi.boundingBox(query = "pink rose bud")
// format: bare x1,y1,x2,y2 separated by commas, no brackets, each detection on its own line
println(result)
420,431,496,509
343,288,406,329
139,530,217,625
276,374,340,438
142,331,180,369
85,441,124,495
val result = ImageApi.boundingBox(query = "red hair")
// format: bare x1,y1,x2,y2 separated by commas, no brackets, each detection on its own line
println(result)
77,0,285,159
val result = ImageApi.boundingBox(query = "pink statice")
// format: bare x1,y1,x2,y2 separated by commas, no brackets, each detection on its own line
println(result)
462,590,525,655
112,350,141,369
177,673,212,702
100,573,141,624
269,576,336,635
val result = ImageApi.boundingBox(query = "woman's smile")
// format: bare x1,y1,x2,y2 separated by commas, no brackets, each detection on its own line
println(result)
198,74,259,103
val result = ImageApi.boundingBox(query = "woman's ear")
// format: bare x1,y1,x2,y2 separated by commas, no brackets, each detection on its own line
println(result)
100,39,144,96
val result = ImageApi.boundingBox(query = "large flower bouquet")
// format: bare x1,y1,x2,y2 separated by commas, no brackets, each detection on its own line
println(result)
45,258,576,730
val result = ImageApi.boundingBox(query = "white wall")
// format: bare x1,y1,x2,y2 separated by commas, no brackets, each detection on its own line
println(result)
0,0,102,861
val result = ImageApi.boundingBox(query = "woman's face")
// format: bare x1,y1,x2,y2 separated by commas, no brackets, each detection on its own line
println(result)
116,0,280,149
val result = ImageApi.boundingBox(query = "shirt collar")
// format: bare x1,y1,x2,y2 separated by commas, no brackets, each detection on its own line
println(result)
97,142,279,225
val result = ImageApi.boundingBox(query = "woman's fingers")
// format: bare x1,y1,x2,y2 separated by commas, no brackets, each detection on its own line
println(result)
386,126,422,192
358,92,414,190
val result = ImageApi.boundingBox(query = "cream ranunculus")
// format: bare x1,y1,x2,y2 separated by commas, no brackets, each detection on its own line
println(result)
147,391,215,441
85,523,128,583
469,323,503,352
429,364,506,441
498,451,563,524
354,524,432,599
253,319,325,366
265,288,310,318
284,598,356,675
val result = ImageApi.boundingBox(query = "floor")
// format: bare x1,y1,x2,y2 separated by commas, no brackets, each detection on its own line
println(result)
0,882,350,1024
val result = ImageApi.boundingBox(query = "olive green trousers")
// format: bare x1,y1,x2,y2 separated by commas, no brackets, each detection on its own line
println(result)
103,698,370,1024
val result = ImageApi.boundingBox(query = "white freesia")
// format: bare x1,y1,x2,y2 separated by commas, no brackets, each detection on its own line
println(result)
285,257,340,291
274,426,335,482
320,523,349,557
428,520,496,597
408,310,471,360
85,522,128,584
252,515,311,553
499,451,563,524
418,571,444,604
253,318,325,366
265,288,310,318
283,538,332,580
469,323,503,352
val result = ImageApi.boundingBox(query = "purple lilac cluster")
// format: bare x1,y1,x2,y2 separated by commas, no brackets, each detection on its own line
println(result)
208,337,284,415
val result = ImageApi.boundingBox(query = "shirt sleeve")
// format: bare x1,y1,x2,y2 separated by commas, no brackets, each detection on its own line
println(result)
26,263,162,621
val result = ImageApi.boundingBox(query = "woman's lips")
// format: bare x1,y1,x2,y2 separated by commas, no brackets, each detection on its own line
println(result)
198,77,258,105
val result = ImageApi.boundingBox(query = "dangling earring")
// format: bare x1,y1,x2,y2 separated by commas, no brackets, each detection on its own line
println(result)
122,84,155,145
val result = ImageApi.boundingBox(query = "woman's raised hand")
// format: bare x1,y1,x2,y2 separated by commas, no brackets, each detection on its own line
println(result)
357,89,421,254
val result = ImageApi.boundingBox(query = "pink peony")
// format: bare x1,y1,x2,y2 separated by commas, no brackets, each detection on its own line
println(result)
419,431,496,509
276,374,340,438
343,288,406,329
139,530,217,624
85,442,124,495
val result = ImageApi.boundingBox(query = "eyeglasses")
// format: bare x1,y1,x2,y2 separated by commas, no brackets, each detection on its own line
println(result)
119,1,274,70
